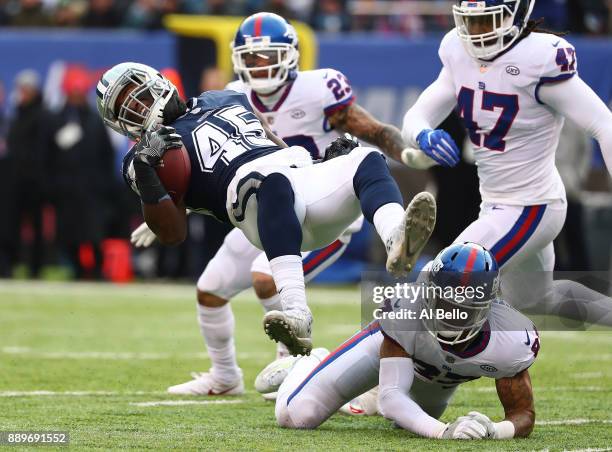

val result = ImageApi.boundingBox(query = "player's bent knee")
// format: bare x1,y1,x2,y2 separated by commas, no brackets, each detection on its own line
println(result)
284,398,328,429
252,272,277,299
196,290,228,308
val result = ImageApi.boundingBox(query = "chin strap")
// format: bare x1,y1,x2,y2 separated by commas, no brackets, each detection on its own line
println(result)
163,93,188,124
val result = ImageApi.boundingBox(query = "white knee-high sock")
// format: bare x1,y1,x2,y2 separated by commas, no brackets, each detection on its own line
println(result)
260,294,290,357
260,294,282,313
525,280,612,326
269,255,309,313
373,203,405,245
197,303,241,383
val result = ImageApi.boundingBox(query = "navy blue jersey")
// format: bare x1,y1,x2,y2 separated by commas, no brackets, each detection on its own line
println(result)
122,90,282,222
173,90,281,221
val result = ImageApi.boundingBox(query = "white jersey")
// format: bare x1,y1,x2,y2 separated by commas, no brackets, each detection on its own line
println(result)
227,69,363,236
379,298,539,385
226,68,355,160
439,30,575,205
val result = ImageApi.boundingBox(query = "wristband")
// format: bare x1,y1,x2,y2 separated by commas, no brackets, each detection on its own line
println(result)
493,420,515,439
133,160,169,204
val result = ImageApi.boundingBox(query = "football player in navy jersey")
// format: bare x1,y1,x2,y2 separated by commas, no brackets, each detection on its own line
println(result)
96,62,437,370
128,13,431,396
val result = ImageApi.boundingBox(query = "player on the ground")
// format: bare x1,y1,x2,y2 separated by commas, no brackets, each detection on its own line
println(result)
259,242,539,439
398,0,612,325
126,12,415,396
96,61,436,365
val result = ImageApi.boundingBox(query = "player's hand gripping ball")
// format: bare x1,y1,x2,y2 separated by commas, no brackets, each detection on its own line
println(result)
133,126,183,167
323,133,360,161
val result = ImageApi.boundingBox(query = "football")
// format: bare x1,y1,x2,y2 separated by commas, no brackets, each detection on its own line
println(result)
155,145,191,204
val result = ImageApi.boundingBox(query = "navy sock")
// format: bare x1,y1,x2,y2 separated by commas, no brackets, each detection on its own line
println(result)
353,153,403,223
257,173,302,260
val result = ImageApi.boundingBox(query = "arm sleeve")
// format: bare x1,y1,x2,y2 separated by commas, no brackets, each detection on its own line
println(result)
539,75,612,178
401,66,457,148
378,357,447,439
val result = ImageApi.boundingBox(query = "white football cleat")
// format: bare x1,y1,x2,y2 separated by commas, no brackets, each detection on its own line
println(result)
254,347,330,399
167,369,244,396
254,355,300,395
339,387,379,416
263,309,313,356
386,191,436,277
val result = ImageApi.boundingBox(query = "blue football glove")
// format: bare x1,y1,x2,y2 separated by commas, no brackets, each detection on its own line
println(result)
416,129,460,168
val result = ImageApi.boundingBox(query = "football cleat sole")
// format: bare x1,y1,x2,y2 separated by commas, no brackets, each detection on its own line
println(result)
387,191,437,277
263,313,312,357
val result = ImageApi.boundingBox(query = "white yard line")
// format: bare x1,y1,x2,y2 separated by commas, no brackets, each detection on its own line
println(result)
0,390,165,397
563,448,612,452
536,419,612,426
0,280,360,305
571,372,606,379
462,386,606,393
129,400,243,407
0,346,269,360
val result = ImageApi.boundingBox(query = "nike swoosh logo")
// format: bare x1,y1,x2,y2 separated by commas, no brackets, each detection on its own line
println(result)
491,206,504,211
523,329,531,346
552,40,560,47
207,387,236,396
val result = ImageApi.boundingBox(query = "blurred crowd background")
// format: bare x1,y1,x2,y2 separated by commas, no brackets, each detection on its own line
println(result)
0,0,610,34
0,0,611,283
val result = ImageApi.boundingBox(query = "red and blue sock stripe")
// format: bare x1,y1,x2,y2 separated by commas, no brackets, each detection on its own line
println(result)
490,205,546,267
287,321,381,406
302,239,345,277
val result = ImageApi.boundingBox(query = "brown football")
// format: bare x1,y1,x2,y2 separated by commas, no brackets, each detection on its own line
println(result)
155,145,191,204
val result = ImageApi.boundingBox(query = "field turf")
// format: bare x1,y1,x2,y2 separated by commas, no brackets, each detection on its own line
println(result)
0,281,611,451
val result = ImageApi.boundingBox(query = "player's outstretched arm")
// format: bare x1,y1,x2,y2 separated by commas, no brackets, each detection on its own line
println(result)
327,103,405,162
400,67,460,169
377,335,448,438
539,76,612,178
494,369,536,438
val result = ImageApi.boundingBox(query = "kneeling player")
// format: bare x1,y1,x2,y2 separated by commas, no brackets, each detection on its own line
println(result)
260,243,539,439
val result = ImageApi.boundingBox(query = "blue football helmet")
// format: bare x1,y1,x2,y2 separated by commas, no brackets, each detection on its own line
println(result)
422,242,500,345
453,0,535,59
231,12,299,94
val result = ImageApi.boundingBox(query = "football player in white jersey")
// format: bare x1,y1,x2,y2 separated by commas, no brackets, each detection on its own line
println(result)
130,12,422,396
399,0,612,325
259,243,539,439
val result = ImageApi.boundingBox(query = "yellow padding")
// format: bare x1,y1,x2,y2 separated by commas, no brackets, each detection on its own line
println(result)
164,14,317,78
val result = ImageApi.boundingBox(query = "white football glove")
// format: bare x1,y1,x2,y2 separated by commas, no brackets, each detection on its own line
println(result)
465,411,496,438
130,222,157,248
441,416,488,440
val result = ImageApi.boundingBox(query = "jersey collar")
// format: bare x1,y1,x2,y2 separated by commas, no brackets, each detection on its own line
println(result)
250,81,295,113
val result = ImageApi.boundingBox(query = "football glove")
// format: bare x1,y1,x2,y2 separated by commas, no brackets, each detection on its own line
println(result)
130,222,157,248
465,411,496,438
323,133,360,161
416,129,460,168
441,416,488,439
133,125,182,167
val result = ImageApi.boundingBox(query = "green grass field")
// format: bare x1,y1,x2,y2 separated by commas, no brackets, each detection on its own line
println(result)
0,281,611,451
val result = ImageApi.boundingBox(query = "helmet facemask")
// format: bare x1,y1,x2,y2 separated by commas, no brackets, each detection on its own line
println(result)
453,1,534,60
422,272,496,346
232,37,299,94
97,63,176,140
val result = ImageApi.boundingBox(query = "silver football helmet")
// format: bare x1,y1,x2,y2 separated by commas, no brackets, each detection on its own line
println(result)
96,62,177,140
